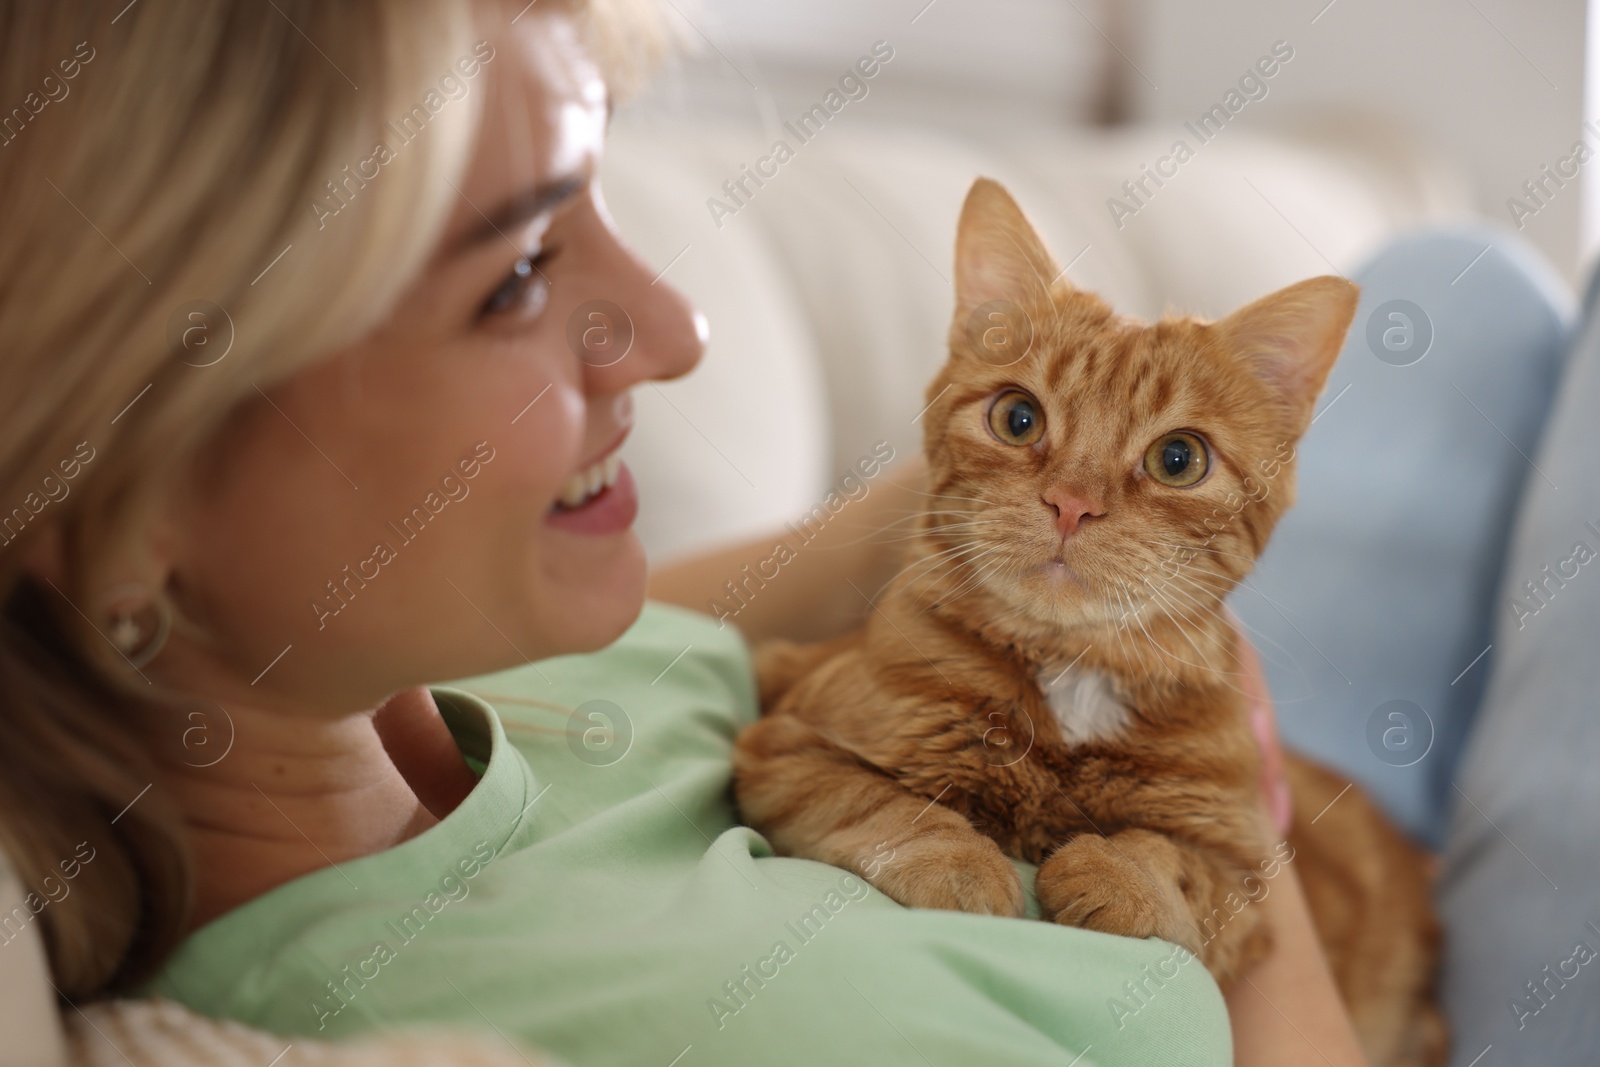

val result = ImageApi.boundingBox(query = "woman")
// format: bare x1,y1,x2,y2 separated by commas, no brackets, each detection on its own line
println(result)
0,1,1370,1064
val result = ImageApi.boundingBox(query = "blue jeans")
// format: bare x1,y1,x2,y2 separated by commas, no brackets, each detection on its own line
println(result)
1232,223,1597,1065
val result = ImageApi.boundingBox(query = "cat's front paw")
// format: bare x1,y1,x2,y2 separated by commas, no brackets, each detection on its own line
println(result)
868,827,1026,918
1036,833,1196,950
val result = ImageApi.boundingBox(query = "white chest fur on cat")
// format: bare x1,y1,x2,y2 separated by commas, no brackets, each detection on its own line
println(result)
1034,664,1132,746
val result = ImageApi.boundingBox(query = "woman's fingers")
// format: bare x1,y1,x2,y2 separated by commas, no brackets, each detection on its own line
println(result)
1228,610,1292,837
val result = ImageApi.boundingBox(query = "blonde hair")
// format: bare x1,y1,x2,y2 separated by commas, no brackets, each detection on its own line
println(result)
0,0,668,1001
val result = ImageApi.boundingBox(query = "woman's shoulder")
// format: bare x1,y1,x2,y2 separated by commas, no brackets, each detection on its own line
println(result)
444,600,759,779
566,599,757,712
486,598,751,706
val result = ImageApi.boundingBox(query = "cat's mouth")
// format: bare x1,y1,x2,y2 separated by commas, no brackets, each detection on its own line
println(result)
1039,558,1093,592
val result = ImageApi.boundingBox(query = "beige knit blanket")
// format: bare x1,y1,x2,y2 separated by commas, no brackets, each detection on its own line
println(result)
65,998,567,1067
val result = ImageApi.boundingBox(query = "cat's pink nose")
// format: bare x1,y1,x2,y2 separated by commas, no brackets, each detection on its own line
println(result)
1044,489,1105,538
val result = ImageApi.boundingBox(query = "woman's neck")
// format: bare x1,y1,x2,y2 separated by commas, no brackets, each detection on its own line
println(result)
137,686,479,937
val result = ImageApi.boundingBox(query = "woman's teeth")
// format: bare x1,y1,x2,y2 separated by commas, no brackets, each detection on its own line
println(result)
557,452,621,509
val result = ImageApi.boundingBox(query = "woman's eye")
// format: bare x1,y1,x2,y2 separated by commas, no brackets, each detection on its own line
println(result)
480,249,554,319
986,389,1044,446
1143,431,1209,487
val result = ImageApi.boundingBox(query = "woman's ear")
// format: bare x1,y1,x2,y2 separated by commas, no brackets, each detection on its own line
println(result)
20,507,179,640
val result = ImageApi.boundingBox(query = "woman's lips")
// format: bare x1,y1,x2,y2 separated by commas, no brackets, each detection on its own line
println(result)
545,461,638,535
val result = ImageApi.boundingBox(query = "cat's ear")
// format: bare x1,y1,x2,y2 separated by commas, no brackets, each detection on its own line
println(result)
953,178,1063,324
1213,276,1359,434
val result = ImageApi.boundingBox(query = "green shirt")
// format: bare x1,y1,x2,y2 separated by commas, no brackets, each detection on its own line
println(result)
137,602,1231,1066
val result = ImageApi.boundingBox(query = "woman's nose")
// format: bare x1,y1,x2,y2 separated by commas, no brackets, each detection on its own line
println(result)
631,273,707,384
576,227,707,389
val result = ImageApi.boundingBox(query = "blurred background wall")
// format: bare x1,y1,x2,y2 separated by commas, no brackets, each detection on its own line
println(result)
1134,0,1586,280
628,0,1587,281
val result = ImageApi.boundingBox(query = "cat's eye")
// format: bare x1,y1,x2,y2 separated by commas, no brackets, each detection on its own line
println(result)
987,390,1044,446
1144,431,1208,487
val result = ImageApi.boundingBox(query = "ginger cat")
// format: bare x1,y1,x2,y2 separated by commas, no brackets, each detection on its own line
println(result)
733,179,1446,1067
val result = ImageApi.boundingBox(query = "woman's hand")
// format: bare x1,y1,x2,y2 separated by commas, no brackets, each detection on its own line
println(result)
1235,625,1292,839
1225,621,1371,1067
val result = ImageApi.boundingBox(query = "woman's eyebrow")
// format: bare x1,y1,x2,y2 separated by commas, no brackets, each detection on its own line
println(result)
450,173,587,254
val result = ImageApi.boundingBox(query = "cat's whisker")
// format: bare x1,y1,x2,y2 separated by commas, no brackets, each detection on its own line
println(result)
1144,605,1254,698
1126,550,1260,591
820,509,1002,550
1122,588,1166,685
994,556,1027,599
1116,580,1153,628
890,539,994,600
832,511,966,543
1110,584,1159,684
1148,572,1235,630
953,547,1004,588
903,486,1002,506
876,508,987,523
916,520,1006,536
1133,537,1259,569
1099,590,1125,641
863,523,1004,547
1165,573,1256,622
896,537,989,575
937,547,1009,603
1105,582,1139,643
1143,585,1211,663
1142,588,1237,681
1132,570,1227,624
1144,573,1227,629
1147,565,1234,602
886,548,985,601
916,535,999,570
1112,589,1159,686
914,486,996,500
1118,581,1184,683
944,559,1007,605
876,502,985,515
900,542,1003,606
947,555,1020,609
1155,572,1304,675
1125,583,1193,682
860,508,994,542
1156,639,1253,698
934,547,998,588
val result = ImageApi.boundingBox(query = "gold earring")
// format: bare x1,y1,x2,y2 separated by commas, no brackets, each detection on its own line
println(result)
103,583,171,668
